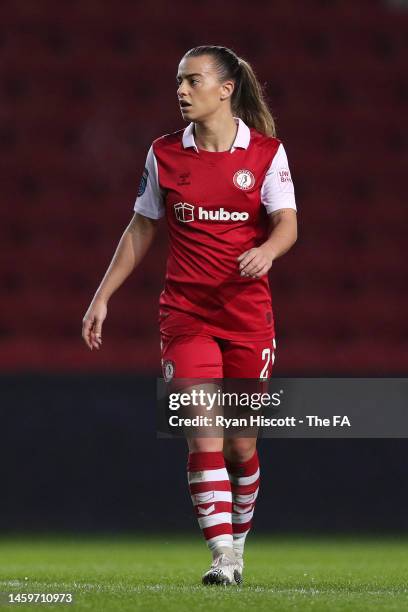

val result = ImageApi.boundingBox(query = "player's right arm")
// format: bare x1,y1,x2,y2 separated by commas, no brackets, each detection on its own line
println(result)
82,213,159,350
82,145,165,351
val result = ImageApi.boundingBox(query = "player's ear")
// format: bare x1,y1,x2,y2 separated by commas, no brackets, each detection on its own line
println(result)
220,79,235,101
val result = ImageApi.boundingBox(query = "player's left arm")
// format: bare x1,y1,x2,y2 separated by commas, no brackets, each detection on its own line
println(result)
238,141,298,279
238,209,297,278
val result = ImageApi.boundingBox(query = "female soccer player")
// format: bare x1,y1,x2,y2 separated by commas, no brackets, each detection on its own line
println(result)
82,45,297,586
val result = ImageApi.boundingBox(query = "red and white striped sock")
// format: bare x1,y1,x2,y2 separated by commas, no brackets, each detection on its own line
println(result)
225,450,260,560
187,451,233,558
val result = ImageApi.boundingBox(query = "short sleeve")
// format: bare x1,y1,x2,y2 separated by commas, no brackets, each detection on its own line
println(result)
260,143,297,214
133,145,165,219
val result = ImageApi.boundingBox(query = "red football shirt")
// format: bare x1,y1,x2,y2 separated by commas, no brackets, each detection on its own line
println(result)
134,117,296,341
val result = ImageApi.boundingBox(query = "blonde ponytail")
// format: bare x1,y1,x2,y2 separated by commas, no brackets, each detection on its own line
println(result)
233,58,276,137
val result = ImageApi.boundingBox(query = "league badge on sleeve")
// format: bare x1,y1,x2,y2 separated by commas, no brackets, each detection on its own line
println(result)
233,169,255,191
163,359,175,382
137,167,149,197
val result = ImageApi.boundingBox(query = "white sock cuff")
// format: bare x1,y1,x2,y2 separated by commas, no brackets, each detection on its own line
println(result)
207,534,233,552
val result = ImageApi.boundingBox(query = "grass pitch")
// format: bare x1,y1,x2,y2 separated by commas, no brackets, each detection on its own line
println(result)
0,535,407,611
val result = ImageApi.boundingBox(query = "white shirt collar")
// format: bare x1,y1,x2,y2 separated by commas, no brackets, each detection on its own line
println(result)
182,117,250,153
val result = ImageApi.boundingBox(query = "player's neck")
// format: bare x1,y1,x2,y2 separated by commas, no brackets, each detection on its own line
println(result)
193,114,238,152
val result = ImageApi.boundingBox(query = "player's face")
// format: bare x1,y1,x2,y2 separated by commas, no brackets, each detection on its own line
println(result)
176,55,231,122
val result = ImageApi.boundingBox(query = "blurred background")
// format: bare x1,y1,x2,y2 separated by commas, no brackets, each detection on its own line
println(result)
1,0,407,533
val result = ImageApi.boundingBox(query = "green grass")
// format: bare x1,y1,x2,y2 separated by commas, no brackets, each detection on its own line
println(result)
0,535,407,611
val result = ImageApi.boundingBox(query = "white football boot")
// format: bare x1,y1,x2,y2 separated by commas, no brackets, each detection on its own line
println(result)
233,556,244,585
202,551,236,586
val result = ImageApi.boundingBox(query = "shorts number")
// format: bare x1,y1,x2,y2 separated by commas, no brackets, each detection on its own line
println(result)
259,348,271,379
259,340,276,379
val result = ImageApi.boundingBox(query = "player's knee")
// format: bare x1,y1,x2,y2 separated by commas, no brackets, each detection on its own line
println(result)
187,438,223,453
224,438,256,463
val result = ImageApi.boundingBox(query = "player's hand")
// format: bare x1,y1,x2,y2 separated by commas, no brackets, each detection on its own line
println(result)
237,246,274,279
82,297,107,351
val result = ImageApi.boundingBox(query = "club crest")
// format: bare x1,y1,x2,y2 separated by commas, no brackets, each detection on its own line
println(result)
233,169,255,191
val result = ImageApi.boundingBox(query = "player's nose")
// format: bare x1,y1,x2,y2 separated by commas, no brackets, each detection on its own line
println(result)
177,82,189,98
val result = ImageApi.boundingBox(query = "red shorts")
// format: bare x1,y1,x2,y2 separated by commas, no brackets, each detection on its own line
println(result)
160,333,276,380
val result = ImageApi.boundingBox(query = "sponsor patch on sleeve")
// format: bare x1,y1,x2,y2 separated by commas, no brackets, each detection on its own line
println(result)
277,167,293,192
